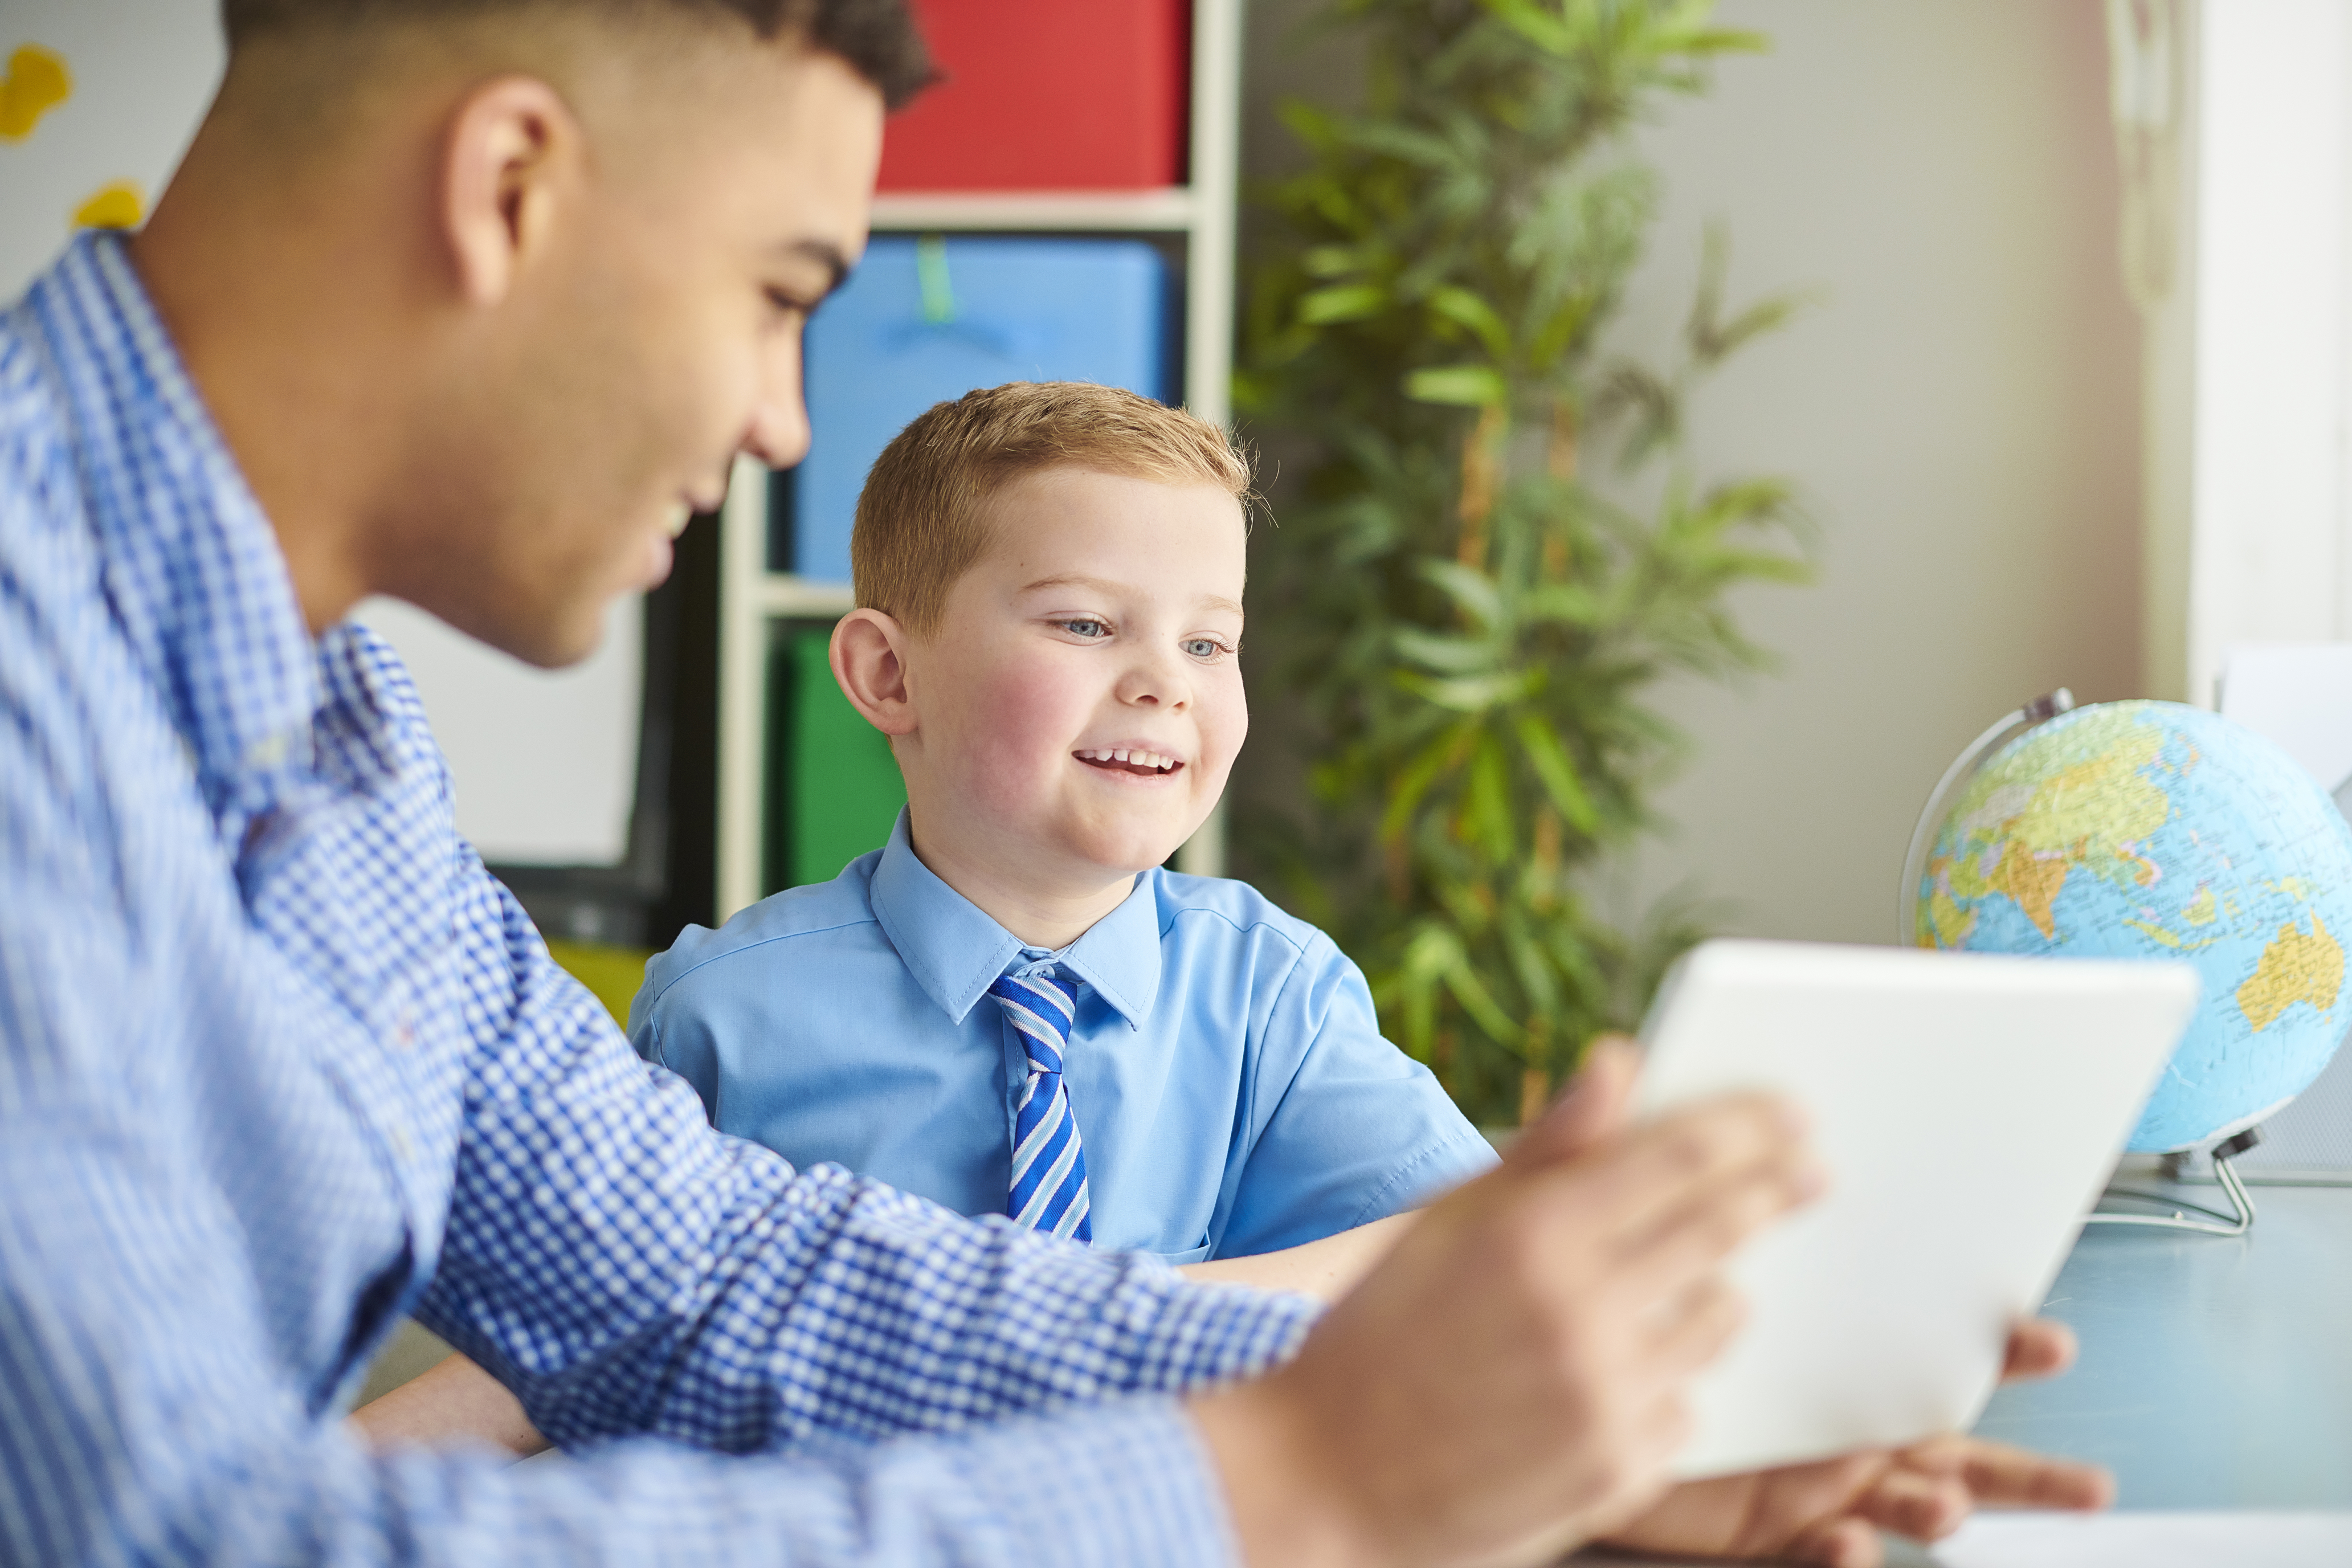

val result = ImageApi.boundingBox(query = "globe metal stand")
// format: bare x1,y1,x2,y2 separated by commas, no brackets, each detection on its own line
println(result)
2084,1126,2261,1237
1898,686,2263,1237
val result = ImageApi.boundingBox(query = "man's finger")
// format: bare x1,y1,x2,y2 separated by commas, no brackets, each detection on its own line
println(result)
1942,1437,2113,1510
1786,1514,1884,1568
1845,1465,1971,1541
1510,1036,1640,1167
1602,1133,1823,1294
1642,1272,1747,1379
1574,1096,1813,1254
2000,1317,2077,1383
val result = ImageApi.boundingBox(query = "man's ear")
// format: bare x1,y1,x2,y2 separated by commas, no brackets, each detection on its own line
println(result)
831,609,921,737
440,76,581,307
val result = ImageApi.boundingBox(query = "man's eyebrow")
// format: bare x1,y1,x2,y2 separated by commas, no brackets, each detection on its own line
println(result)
1019,574,1246,618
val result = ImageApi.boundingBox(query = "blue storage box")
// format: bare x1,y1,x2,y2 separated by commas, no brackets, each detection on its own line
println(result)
784,235,1177,581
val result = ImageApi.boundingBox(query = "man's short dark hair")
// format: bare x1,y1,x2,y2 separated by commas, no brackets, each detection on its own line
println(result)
219,0,936,109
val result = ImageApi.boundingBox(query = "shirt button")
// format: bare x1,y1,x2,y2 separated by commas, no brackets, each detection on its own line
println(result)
394,1010,417,1048
245,732,289,770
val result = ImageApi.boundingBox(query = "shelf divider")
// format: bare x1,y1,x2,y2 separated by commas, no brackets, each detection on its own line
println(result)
869,187,1198,233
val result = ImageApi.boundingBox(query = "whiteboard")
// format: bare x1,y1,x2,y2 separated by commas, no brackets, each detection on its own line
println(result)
354,596,644,868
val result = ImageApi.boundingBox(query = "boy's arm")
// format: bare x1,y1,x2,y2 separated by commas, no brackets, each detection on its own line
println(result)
1214,933,1499,1259
1178,1211,1417,1300
350,1354,549,1457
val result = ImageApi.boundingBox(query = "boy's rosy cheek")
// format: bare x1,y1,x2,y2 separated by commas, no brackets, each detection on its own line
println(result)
982,659,1089,734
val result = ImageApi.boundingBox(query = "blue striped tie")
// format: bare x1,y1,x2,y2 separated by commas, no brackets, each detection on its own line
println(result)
989,968,1092,1242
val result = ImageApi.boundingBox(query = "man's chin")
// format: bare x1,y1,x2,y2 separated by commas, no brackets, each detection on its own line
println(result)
483,594,618,671
640,530,675,590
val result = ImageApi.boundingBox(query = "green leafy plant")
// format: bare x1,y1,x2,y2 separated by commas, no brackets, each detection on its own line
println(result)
1236,0,1811,1128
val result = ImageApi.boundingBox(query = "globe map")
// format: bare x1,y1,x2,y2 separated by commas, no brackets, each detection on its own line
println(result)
1916,700,2352,1151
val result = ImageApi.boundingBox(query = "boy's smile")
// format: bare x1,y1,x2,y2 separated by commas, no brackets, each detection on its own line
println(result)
835,464,1248,947
1074,746,1182,777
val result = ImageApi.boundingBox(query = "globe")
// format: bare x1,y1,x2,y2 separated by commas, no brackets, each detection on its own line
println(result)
1914,699,2352,1152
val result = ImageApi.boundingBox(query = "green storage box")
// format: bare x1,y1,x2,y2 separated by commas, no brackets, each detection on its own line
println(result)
766,623,907,893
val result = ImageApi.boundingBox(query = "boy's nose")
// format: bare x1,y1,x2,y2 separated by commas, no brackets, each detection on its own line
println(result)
1116,656,1190,711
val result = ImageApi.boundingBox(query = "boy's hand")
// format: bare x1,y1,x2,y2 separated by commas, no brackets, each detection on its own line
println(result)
1193,1040,1823,1567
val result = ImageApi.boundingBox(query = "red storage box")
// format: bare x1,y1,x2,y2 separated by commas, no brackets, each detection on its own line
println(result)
879,0,1190,191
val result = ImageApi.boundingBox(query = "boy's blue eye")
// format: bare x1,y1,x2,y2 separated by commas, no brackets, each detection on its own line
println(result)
1060,618,1108,638
1182,638,1231,660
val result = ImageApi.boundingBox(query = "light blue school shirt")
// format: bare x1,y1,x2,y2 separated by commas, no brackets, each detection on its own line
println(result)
632,811,1499,1263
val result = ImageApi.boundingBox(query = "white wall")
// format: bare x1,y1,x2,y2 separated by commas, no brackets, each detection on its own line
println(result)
0,0,220,299
2152,0,2352,709
1614,0,2143,944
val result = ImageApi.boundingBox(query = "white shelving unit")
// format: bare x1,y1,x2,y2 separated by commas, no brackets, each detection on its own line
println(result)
713,0,1244,921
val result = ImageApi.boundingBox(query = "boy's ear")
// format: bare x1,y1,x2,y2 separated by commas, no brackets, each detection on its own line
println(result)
830,608,920,737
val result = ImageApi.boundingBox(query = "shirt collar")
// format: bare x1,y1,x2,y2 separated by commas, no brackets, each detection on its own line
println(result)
22,234,340,818
868,810,1164,1030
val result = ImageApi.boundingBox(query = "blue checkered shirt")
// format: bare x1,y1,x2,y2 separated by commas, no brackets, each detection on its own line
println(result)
0,235,1317,1565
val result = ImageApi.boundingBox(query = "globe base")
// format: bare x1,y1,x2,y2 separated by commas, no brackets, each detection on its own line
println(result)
2086,1126,2264,1237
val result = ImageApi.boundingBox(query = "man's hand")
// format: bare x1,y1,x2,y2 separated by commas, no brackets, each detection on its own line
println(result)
1601,1430,2112,1567
1598,1318,2110,1566
1191,1040,1822,1568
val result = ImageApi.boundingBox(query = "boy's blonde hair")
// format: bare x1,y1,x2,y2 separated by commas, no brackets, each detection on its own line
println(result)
851,381,1253,636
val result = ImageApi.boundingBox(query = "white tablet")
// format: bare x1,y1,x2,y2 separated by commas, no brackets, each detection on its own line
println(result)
1632,939,2198,1480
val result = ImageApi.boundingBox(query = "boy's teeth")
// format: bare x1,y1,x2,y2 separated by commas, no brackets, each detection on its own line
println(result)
1080,747,1177,772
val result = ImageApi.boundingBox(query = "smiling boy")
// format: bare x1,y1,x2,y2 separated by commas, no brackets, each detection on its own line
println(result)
632,381,1498,1271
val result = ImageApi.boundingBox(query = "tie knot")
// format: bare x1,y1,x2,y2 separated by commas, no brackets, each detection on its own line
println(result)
989,969,1076,1056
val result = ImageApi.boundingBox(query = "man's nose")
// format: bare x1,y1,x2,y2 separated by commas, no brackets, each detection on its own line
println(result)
743,337,814,471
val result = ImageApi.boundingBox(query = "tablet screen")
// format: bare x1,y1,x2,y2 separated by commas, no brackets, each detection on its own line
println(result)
1634,940,2196,1479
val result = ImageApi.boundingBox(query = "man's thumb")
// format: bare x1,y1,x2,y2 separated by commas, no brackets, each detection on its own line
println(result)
1509,1035,1638,1167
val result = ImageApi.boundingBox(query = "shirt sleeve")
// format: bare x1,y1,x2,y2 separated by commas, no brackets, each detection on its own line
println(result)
1215,934,1502,1258
423,863,1314,1456
0,737,1309,1566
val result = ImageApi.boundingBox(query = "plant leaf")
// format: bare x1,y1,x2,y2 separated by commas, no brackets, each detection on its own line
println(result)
1412,558,1510,631
1513,714,1601,835
1427,285,1513,363
1404,365,1508,407
1298,283,1389,326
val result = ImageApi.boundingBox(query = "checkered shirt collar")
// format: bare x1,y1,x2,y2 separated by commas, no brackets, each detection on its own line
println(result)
21,233,361,812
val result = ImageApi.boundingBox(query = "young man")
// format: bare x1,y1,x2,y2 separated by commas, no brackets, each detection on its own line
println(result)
0,1,2102,1563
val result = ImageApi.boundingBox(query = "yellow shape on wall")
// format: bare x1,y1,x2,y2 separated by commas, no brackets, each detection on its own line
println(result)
0,44,72,141
74,181,145,231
